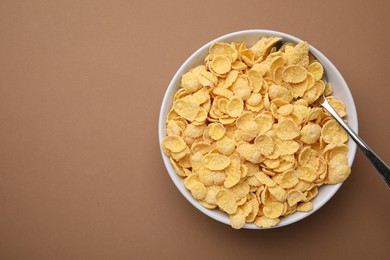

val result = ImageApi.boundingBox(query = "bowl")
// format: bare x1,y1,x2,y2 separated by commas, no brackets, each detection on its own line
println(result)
158,30,358,229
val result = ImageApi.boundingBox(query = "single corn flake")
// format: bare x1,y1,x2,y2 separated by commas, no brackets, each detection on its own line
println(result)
166,120,183,136
209,42,238,62
247,70,263,93
287,189,306,206
306,107,323,122
229,182,250,200
325,164,351,184
285,42,309,67
296,201,314,212
245,198,259,222
276,140,300,155
246,93,262,106
204,186,222,205
328,144,348,165
198,168,215,186
215,136,236,156
291,79,309,98
208,123,226,141
255,134,275,156
273,65,284,85
254,216,280,228
173,99,200,122
268,185,287,202
327,96,347,117
230,209,246,229
283,65,307,83
254,171,276,187
307,62,324,81
324,82,333,96
184,123,206,139
298,166,317,182
181,71,200,93
198,69,218,87
170,157,186,177
236,196,248,206
278,104,293,116
231,77,251,100
263,201,284,218
275,119,300,140
200,201,217,209
226,96,244,117
277,169,299,189
298,147,317,166
322,119,349,144
184,174,207,200
216,189,238,214
254,114,274,135
269,84,293,102
194,108,208,123
210,55,232,75
170,146,190,161
162,135,187,153
203,153,231,171
236,143,263,164
224,158,241,188
300,123,321,144
191,141,212,155
231,60,247,70
303,80,325,104
223,70,239,88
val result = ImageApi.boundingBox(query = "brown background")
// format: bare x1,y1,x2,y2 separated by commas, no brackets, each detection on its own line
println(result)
0,0,389,259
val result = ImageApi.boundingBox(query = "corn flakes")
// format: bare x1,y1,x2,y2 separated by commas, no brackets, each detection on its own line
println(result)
163,37,351,229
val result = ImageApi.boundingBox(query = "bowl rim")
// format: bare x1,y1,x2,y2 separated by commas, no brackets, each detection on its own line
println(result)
158,29,358,229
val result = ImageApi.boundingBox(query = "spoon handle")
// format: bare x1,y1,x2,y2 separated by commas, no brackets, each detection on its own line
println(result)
321,100,390,188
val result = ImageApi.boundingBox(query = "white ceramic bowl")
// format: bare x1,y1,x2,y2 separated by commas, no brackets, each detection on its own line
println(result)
159,30,358,229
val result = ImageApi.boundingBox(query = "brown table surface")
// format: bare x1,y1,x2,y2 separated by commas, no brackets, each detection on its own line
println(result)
1,0,389,259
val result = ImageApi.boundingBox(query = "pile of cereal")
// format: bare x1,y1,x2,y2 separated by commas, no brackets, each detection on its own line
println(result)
162,37,350,229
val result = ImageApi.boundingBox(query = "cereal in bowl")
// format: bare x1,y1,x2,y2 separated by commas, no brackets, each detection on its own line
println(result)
162,37,350,229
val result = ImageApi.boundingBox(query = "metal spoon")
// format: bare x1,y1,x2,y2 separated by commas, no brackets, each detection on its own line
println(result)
319,95,390,188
